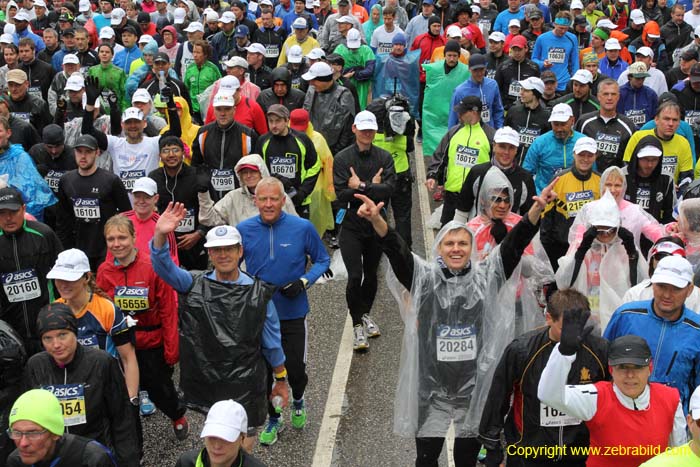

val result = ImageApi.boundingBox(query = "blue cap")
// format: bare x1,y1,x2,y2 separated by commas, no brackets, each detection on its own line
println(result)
422,0,434,4
392,32,406,45
234,25,250,37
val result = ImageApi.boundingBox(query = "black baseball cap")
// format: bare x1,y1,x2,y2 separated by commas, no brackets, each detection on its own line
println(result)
42,124,64,145
574,14,587,25
137,11,151,24
154,52,170,63
454,95,482,114
541,70,557,83
682,49,699,62
468,53,487,69
608,335,651,366
122,25,138,36
0,187,24,210
61,28,76,36
326,53,344,66
74,134,99,150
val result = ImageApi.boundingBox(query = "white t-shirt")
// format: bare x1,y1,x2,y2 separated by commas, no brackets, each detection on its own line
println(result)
685,11,700,29
371,26,405,54
106,135,161,191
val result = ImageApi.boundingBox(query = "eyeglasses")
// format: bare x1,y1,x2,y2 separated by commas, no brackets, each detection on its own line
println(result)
490,196,511,205
160,147,182,154
596,227,617,236
6,428,48,440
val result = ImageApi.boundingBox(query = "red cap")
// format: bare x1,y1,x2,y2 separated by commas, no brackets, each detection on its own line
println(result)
236,163,261,172
290,108,310,132
510,35,527,49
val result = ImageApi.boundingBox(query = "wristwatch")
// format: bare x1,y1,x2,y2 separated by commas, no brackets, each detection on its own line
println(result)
358,182,366,192
130,396,139,407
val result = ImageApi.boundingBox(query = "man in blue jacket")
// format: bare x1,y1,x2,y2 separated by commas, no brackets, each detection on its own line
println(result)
448,53,504,129
532,11,579,91
604,255,700,413
237,176,330,446
493,0,525,34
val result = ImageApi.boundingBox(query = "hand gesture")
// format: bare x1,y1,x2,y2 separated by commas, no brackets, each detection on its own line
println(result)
617,226,637,258
56,96,67,112
532,177,558,209
425,178,436,191
161,84,173,102
84,75,101,106
106,91,118,108
354,193,384,221
558,307,593,356
348,166,361,189
372,167,383,184
155,202,186,236
177,231,203,250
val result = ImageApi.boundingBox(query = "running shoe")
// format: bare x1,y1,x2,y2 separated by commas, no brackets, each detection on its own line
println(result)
259,416,284,445
362,313,381,338
172,416,189,441
353,324,369,351
291,399,307,429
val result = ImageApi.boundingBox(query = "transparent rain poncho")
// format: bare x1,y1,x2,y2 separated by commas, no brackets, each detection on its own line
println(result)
387,220,519,438
679,199,700,274
557,191,648,330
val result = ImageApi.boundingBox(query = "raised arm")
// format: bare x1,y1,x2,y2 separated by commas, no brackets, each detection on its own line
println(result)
151,202,195,293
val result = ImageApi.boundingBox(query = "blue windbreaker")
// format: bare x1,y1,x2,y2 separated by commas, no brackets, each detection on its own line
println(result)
0,144,56,220
598,56,628,81
522,130,584,193
448,77,504,129
237,212,330,321
531,30,579,91
604,299,700,413
617,82,658,125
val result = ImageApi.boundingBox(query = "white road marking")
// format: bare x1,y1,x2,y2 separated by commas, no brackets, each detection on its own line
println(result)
311,314,354,467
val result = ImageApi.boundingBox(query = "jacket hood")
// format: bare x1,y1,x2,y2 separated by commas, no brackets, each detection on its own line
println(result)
642,20,660,47
477,166,514,219
627,134,663,180
600,165,627,204
161,25,179,48
587,190,621,228
234,153,270,186
144,40,159,56
271,66,291,86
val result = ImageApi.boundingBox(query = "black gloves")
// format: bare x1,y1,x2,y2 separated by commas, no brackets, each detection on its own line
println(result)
106,91,119,109
161,84,174,107
490,218,507,244
574,226,598,262
280,279,306,298
617,226,637,258
558,307,593,356
483,448,504,467
56,96,66,112
84,76,101,106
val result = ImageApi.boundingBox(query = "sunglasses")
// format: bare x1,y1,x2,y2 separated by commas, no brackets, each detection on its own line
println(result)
490,196,511,205
596,226,617,235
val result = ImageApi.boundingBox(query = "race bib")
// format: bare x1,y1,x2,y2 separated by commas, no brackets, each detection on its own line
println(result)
455,145,479,168
508,80,521,97
264,45,280,58
478,19,491,35
119,169,146,191
1,269,40,303
175,208,195,233
114,286,149,314
73,198,100,221
211,168,236,191
43,384,86,426
547,47,566,64
661,155,677,177
45,170,66,192
377,43,392,54
565,190,594,218
637,186,650,210
486,69,496,80
28,86,42,100
625,109,646,127
519,127,540,146
270,155,296,178
540,403,580,427
11,112,30,123
481,104,490,123
686,110,700,127
595,132,621,156
436,324,477,362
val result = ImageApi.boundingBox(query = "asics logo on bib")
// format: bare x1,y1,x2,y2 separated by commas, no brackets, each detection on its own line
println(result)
115,287,146,295
566,191,592,202
45,385,81,397
437,325,475,338
4,271,35,282
74,198,99,207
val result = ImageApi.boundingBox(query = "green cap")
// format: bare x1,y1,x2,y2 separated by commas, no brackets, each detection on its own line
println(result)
9,389,65,435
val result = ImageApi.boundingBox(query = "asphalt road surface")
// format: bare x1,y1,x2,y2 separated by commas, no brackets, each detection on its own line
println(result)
141,148,461,467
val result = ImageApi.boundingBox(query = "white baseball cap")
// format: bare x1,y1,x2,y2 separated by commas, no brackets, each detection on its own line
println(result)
174,7,186,24
306,47,325,60
353,110,378,130
519,76,544,95
446,25,461,38
99,26,115,39
630,9,645,25
200,400,248,442
636,46,653,57
219,75,241,92
34,0,46,7
78,0,90,12
110,7,125,25
493,126,519,147
132,88,152,104
488,31,506,42
471,4,480,13
204,9,219,21
62,53,79,65
260,0,273,5
597,18,617,29
13,10,30,21
122,106,145,122
605,38,621,50
64,74,85,91
651,255,694,289
347,28,361,48
508,18,520,28
212,91,236,107
245,43,266,55
184,21,204,33
336,15,354,24
637,145,663,158
574,136,597,154
689,385,700,420
0,33,12,44
224,56,248,69
302,61,333,80
292,17,308,29
287,44,303,63
571,69,593,84
132,177,158,195
204,225,242,248
47,249,91,281
220,11,236,23
571,0,584,8
548,103,574,122
139,34,153,44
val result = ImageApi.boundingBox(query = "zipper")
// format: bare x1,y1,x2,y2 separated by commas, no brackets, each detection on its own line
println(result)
652,321,667,380
12,234,31,338
64,367,70,434
268,223,274,259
